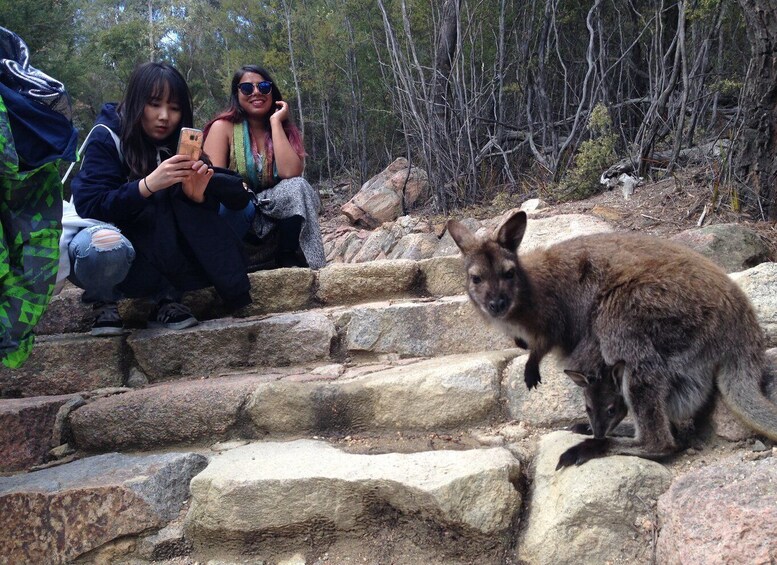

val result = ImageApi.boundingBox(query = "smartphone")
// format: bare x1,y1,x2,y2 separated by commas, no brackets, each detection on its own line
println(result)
177,127,203,160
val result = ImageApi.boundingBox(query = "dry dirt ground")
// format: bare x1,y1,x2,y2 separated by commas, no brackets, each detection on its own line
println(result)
534,170,777,258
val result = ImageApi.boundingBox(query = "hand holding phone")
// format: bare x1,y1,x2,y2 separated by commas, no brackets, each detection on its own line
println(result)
177,127,203,160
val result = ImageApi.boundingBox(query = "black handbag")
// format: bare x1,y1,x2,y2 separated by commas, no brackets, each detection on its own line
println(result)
207,167,258,210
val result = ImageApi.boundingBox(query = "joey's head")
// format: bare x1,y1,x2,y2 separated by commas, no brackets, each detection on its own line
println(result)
447,210,529,320
566,361,627,439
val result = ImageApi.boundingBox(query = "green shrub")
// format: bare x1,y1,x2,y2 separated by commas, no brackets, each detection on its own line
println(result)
555,103,617,201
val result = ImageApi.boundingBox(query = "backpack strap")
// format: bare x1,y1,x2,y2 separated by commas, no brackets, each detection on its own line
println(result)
61,123,122,184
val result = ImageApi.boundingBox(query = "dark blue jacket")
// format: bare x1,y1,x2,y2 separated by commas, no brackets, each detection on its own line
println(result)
71,103,250,309
0,82,77,169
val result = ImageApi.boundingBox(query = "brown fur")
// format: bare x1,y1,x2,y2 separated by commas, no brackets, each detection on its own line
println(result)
448,210,777,466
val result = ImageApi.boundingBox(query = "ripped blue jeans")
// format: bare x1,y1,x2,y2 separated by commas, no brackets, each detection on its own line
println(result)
68,224,135,304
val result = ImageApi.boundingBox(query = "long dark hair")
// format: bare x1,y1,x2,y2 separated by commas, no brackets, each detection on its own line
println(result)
203,65,304,162
119,62,194,179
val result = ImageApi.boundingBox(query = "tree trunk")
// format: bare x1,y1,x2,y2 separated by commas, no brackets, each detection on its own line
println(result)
280,0,305,137
734,0,777,219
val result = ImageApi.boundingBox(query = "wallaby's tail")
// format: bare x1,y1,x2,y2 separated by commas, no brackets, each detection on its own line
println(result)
717,356,777,441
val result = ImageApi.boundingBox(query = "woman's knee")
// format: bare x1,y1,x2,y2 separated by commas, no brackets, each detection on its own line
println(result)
71,225,134,259
90,228,124,250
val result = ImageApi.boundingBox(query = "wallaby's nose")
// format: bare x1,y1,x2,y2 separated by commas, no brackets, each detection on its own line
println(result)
488,296,508,316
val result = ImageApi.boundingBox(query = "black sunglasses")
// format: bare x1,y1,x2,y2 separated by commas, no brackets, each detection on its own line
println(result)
238,81,273,96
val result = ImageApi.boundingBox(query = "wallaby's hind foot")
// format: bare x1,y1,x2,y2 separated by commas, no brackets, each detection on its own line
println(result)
567,420,635,437
556,435,678,469
556,438,609,469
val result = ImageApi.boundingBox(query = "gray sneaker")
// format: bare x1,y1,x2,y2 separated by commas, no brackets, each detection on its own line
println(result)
91,302,124,336
148,301,199,330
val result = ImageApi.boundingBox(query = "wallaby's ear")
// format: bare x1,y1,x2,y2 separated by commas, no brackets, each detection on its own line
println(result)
447,219,480,256
610,362,626,392
564,369,590,387
494,210,527,252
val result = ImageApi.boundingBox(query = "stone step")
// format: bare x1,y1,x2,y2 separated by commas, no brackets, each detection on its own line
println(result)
8,345,770,473
6,418,772,564
0,295,514,398
185,440,522,559
68,350,520,453
10,264,772,401
0,439,521,565
35,256,465,336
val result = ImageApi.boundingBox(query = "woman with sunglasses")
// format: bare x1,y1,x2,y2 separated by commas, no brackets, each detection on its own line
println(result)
69,62,251,335
203,65,325,269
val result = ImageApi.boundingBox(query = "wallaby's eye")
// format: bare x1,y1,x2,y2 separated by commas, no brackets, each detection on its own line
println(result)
502,269,515,280
471,275,482,285
606,406,616,417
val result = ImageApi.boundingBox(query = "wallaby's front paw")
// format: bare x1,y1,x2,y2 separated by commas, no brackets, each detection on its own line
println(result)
524,363,542,389
525,373,542,389
556,438,608,470
569,422,593,435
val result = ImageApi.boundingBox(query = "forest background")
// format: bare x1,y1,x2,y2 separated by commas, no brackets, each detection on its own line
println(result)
3,0,777,218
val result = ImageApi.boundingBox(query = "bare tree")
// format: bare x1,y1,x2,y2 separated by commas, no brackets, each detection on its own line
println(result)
733,0,777,218
280,0,305,136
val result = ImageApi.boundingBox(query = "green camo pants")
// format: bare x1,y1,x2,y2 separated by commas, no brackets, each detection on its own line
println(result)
0,95,63,368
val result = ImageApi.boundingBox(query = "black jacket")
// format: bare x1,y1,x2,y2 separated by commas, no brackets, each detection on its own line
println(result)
70,103,250,309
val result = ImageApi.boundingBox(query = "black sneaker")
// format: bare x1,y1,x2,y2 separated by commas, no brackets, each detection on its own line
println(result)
148,301,199,330
91,302,124,336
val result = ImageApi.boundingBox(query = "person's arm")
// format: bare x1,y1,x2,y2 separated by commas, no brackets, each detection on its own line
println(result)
70,128,147,223
73,128,203,220
270,101,304,178
202,119,232,169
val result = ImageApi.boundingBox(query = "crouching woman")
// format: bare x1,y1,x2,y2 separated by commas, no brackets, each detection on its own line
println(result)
69,62,250,334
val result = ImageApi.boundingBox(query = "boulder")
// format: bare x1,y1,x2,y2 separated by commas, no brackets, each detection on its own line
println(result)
503,354,586,428
127,313,335,381
245,267,315,315
730,262,777,346
0,452,206,564
672,223,770,273
338,296,515,357
341,158,429,228
0,334,125,397
657,455,777,564
69,375,270,451
519,431,672,564
418,255,466,296
316,259,419,305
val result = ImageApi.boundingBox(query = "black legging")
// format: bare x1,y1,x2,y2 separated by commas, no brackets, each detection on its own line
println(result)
277,215,303,253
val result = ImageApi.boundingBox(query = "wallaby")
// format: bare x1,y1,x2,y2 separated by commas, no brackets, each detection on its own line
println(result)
564,343,629,440
448,209,777,466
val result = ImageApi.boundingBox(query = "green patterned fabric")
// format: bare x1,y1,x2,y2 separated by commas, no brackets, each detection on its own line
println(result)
0,94,63,368
231,121,279,191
